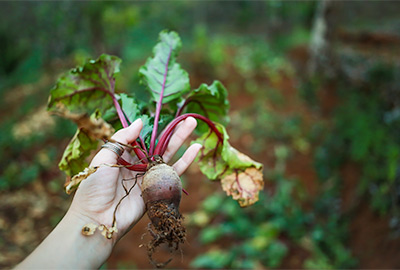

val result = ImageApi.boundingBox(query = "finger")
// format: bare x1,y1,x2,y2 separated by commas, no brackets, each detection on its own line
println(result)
91,119,143,167
163,117,197,163
173,143,202,176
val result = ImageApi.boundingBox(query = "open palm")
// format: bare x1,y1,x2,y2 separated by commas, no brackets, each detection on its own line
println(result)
68,117,200,243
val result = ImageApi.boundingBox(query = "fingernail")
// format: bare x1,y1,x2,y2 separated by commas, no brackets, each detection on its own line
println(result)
131,118,142,126
192,143,202,149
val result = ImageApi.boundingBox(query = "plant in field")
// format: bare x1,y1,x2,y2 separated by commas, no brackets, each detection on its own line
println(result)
47,30,263,267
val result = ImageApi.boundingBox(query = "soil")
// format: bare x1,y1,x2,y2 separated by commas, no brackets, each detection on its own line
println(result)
2,43,400,269
146,200,186,268
106,49,400,268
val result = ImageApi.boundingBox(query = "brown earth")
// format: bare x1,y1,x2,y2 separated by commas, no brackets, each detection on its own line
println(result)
3,42,400,269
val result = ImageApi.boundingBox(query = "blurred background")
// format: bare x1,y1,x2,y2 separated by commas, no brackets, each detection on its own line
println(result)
1,1,400,269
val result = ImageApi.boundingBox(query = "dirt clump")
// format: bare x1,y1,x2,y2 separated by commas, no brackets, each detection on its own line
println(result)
146,200,186,268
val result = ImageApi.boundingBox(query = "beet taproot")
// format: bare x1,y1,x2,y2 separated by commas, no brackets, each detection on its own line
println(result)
141,161,186,268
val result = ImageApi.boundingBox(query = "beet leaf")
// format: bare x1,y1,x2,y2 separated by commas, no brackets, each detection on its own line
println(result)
49,30,264,207
179,81,230,133
138,30,190,105
48,54,122,118
59,128,99,176
139,30,190,155
119,93,140,124
195,123,263,206
57,110,115,176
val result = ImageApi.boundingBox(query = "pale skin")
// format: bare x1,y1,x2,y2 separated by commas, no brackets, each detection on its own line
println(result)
16,117,200,269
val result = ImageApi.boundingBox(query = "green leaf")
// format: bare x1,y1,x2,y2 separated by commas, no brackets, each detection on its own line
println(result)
102,106,118,123
119,93,163,145
196,123,263,177
139,31,190,104
195,123,264,207
141,113,174,149
58,129,98,176
120,93,140,123
195,127,227,180
139,114,153,144
185,80,230,133
48,54,121,115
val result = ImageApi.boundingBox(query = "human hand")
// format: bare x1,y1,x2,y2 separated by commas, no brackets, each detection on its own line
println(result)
15,117,200,269
68,117,201,245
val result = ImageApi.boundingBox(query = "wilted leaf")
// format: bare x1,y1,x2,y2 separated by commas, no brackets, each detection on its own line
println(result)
47,54,121,115
54,109,114,141
65,166,98,194
195,123,264,206
82,223,98,236
195,129,226,180
99,223,118,239
221,167,264,207
139,31,190,104
59,129,98,176
81,223,118,239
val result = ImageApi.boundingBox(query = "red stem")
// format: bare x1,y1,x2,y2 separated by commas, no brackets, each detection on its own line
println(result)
117,157,148,172
111,95,129,128
154,113,224,156
175,99,187,117
107,75,148,161
108,93,147,162
176,98,209,119
139,136,147,152
149,48,173,156
160,128,175,156
56,83,149,164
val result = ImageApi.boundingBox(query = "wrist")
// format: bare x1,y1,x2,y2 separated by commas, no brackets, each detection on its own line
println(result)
16,210,114,269
63,209,115,261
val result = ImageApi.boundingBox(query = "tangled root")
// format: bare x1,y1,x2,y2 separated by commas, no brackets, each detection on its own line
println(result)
146,200,186,268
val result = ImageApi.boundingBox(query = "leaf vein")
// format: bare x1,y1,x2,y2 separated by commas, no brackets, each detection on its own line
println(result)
148,63,164,76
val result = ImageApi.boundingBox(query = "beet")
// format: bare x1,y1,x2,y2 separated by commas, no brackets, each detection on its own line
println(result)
50,31,264,269
141,161,186,268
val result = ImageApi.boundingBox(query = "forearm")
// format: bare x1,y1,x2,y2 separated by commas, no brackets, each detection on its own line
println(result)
15,210,113,269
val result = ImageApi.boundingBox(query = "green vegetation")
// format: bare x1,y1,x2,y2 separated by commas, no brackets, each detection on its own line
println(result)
313,60,400,226
1,1,399,269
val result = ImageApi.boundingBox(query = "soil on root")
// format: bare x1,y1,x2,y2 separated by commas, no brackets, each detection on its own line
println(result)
146,200,186,268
